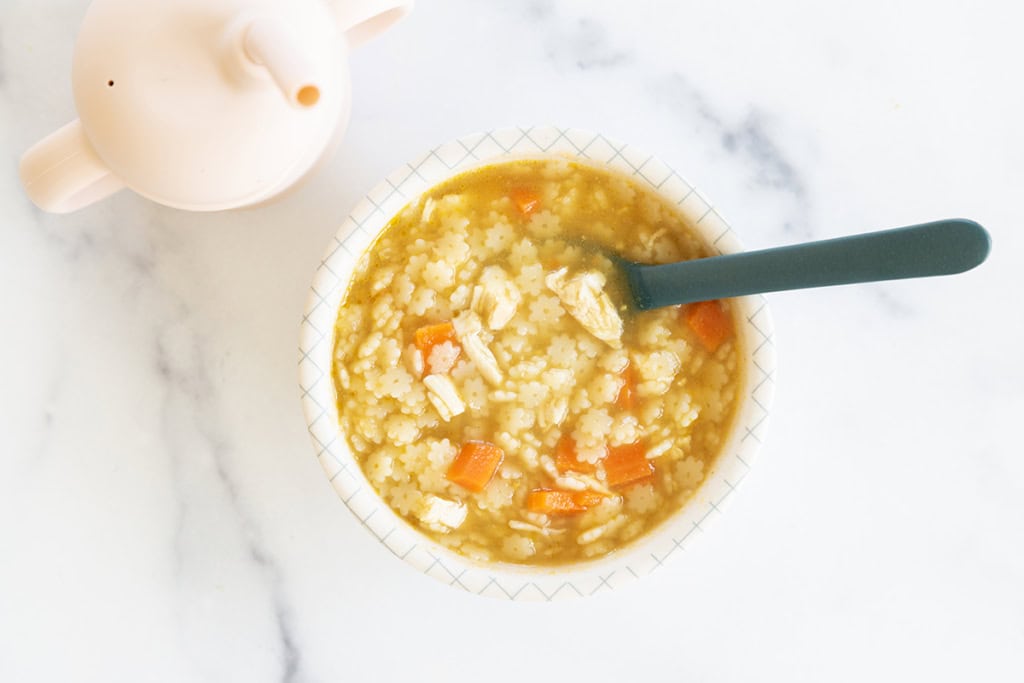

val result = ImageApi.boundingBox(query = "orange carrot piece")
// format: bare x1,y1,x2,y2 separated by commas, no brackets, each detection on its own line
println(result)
554,436,597,474
615,363,637,411
526,489,580,515
510,187,541,216
414,321,460,372
446,441,504,492
683,300,733,352
414,321,457,354
571,490,607,508
604,442,654,489
526,489,607,515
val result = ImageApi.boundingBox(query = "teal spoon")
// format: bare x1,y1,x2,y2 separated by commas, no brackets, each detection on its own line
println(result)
622,218,991,310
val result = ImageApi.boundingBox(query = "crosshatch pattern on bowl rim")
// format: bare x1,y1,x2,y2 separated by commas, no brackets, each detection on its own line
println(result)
299,126,777,600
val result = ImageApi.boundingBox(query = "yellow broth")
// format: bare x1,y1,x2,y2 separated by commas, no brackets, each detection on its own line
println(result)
332,159,742,564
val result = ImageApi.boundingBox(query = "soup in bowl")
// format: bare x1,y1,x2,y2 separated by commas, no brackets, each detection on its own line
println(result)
300,127,775,599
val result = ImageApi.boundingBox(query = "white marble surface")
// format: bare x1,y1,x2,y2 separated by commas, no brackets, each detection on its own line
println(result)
2,0,1023,680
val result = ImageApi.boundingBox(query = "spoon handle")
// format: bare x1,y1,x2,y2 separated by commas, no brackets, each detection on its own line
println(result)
629,218,991,310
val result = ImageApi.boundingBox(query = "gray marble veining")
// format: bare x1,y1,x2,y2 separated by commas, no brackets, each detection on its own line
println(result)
1,0,1022,681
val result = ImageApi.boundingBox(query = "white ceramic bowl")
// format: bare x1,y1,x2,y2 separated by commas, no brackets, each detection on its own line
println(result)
299,126,776,600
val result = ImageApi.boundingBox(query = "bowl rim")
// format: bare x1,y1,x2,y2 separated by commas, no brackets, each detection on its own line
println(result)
298,126,777,600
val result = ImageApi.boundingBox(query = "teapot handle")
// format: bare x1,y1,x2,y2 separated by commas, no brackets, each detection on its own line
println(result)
332,0,414,50
19,120,124,214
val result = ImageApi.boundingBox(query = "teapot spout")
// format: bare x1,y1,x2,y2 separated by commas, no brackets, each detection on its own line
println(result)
243,18,322,108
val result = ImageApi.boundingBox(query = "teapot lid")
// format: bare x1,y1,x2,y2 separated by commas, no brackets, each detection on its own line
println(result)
72,0,347,211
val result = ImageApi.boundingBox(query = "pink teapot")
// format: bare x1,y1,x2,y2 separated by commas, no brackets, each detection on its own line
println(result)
20,0,412,213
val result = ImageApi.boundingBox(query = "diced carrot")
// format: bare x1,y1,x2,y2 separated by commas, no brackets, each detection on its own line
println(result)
571,490,607,508
615,363,637,411
414,321,460,373
509,187,541,217
526,489,607,516
526,489,579,515
414,321,458,354
554,436,597,474
446,441,504,492
603,442,654,489
682,300,733,352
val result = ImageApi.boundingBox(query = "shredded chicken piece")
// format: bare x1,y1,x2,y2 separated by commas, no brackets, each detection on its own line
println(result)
577,514,627,545
539,454,559,479
509,520,565,536
419,495,467,533
421,197,437,222
538,396,569,429
423,374,465,421
641,227,668,251
452,311,503,386
545,268,623,348
406,345,424,376
554,475,588,491
462,334,503,385
471,266,521,331
646,439,673,459
453,309,483,336
572,474,614,495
